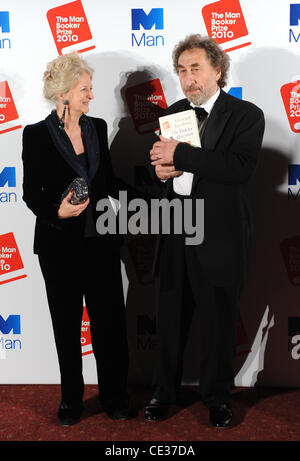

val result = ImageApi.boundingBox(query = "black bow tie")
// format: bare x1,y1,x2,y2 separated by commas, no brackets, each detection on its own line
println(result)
193,107,208,122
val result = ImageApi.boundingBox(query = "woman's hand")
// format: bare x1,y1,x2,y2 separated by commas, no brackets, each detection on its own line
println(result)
58,190,90,219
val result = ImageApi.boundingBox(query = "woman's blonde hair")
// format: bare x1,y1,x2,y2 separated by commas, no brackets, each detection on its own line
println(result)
43,52,94,103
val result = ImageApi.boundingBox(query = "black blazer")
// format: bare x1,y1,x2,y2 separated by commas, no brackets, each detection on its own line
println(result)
155,89,265,287
22,114,122,254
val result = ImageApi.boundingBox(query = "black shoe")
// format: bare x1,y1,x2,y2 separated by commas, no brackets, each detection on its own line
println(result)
58,404,84,426
209,403,233,428
104,395,135,420
144,398,169,421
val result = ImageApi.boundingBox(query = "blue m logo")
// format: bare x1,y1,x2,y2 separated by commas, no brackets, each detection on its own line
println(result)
131,8,164,30
0,12,10,33
288,165,300,185
0,315,20,334
290,4,300,26
0,167,16,187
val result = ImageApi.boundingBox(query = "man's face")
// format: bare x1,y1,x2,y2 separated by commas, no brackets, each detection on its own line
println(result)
177,48,221,106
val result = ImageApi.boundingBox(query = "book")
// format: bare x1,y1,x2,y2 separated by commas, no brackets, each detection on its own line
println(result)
159,109,201,147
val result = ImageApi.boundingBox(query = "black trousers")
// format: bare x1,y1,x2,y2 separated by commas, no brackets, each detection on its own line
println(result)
38,236,129,412
153,233,240,408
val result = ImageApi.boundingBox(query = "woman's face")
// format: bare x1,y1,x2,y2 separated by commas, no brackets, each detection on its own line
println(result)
66,71,94,115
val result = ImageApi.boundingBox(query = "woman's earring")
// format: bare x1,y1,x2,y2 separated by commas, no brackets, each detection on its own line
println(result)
59,99,69,129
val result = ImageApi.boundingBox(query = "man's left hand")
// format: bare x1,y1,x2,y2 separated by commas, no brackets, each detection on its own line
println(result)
150,135,179,166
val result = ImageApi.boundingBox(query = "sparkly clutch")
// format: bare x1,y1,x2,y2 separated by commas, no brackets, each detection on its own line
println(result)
61,177,89,205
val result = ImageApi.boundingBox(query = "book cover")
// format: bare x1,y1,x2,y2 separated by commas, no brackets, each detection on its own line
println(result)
159,109,201,147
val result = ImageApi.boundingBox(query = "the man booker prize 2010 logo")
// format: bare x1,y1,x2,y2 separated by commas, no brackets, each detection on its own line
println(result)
96,192,204,246
124,78,168,134
47,0,95,55
280,235,300,286
0,233,27,285
0,81,22,135
131,8,164,47
281,80,300,133
202,0,251,53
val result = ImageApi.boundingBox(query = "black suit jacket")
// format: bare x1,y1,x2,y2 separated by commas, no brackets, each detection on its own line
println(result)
22,114,122,254
155,89,265,287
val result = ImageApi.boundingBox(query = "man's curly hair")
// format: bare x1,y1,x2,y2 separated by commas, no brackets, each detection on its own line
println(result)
172,34,230,88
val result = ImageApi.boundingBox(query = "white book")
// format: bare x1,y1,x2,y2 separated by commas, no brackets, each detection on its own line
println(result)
159,109,201,147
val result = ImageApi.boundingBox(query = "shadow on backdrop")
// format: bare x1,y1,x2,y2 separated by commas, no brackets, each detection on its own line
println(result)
233,48,300,389
87,53,178,385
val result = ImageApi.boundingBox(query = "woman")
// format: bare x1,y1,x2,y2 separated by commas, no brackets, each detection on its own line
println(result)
22,53,131,426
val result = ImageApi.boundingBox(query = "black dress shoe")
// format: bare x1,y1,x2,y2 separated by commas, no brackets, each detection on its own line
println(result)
144,398,169,421
209,403,233,428
58,404,84,426
104,395,135,420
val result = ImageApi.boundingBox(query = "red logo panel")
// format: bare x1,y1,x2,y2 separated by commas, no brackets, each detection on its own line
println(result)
125,78,167,134
47,0,95,55
0,233,27,285
0,81,22,135
281,235,300,285
81,306,93,356
281,81,300,133
202,0,251,53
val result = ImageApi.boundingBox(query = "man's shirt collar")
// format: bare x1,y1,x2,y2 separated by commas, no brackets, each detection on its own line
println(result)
190,88,220,116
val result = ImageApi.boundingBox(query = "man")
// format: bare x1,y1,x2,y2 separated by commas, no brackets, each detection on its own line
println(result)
144,34,265,428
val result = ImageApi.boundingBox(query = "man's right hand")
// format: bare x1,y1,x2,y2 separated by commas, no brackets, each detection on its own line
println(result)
155,164,183,180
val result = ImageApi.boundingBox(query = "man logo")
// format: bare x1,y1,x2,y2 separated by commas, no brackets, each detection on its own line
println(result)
0,11,11,50
0,315,21,353
0,167,17,204
131,8,164,47
228,87,242,100
288,165,300,186
0,315,20,335
0,167,16,187
290,4,300,42
286,165,300,200
0,12,10,33
290,4,300,26
131,8,163,30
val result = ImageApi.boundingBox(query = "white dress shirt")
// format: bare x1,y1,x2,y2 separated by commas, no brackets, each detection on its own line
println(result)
173,88,220,196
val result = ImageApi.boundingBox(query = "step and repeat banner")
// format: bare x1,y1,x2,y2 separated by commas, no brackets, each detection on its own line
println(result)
1,0,300,387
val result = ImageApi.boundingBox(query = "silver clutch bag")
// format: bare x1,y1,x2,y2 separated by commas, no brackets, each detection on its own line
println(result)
61,177,89,205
